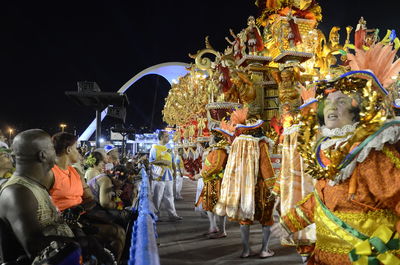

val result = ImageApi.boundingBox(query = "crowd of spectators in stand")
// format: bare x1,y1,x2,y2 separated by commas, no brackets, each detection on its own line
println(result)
0,129,151,265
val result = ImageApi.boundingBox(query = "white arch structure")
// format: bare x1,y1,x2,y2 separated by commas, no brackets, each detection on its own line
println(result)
78,62,190,141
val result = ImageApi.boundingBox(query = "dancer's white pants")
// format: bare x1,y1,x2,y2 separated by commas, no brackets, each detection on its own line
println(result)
175,174,183,198
152,180,178,217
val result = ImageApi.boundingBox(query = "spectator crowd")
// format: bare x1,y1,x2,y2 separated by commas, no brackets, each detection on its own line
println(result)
0,129,183,265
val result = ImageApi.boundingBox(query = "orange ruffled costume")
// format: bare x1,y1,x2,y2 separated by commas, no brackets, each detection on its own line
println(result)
281,141,400,265
196,145,228,212
214,125,276,226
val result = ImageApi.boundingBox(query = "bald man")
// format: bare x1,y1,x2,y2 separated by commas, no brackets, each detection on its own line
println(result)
0,129,118,264
0,129,75,262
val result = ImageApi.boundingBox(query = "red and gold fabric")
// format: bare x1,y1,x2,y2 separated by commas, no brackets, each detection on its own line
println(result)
281,146,400,264
277,127,316,249
215,136,276,226
252,139,276,226
196,148,228,212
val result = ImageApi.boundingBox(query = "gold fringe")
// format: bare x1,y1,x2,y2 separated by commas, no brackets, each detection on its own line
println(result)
287,211,304,231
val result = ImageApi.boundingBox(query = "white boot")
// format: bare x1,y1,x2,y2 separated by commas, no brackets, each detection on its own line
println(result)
240,225,253,258
259,225,274,258
203,211,218,235
209,215,227,239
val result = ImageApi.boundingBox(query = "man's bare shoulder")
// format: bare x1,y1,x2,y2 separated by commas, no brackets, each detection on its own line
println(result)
0,183,37,218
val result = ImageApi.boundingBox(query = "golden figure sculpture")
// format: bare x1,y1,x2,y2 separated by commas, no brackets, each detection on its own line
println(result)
272,67,301,108
245,16,264,55
315,26,343,76
225,29,246,60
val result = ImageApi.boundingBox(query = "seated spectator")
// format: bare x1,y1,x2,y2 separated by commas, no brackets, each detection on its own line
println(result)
113,165,134,208
0,129,75,261
72,146,86,178
125,161,136,176
50,132,126,262
104,145,119,171
85,151,105,182
88,165,133,225
125,161,141,204
137,153,149,171
0,129,118,264
0,147,13,188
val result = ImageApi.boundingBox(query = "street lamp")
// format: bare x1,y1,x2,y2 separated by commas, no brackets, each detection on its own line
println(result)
60,123,67,132
8,128,14,145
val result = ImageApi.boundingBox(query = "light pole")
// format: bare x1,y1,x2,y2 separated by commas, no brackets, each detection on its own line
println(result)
8,128,13,145
60,123,67,132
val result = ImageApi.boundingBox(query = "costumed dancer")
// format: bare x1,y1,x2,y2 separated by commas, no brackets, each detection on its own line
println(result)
149,130,182,221
281,43,400,264
214,108,277,258
194,141,209,218
195,129,230,239
174,148,185,200
272,72,317,261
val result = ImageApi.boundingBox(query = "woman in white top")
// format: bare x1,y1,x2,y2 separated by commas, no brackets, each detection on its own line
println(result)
84,151,105,182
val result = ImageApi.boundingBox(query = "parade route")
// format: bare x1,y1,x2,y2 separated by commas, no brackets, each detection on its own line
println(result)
156,179,303,265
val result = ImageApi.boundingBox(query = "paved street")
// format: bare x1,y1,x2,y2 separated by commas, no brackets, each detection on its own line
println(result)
156,179,303,265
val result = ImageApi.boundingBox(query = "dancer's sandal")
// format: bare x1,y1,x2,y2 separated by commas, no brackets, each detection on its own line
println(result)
259,249,275,259
202,229,218,236
208,232,227,239
240,251,257,258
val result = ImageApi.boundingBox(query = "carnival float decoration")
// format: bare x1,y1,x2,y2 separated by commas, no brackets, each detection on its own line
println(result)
160,0,400,262
163,0,400,236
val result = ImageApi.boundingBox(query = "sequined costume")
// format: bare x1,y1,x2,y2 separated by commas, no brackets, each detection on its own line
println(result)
215,133,276,225
282,117,400,265
197,143,229,212
273,123,316,254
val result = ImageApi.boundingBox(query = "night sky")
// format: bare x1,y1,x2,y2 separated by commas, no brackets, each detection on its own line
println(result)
1,0,398,138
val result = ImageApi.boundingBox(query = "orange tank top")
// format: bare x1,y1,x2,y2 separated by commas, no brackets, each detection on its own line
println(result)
50,165,83,211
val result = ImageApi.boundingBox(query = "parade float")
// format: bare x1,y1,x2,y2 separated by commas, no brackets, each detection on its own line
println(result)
162,0,400,259
162,1,400,166
163,0,400,264
162,0,323,177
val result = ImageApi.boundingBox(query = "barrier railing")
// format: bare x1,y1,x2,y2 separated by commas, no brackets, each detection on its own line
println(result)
129,169,160,265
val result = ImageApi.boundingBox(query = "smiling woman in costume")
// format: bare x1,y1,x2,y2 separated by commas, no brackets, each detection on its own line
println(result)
281,43,400,264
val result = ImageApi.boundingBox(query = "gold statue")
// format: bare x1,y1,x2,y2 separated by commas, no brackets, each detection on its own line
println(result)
231,70,256,105
272,67,301,107
173,129,182,143
315,27,343,76
183,127,190,140
197,118,207,137
329,26,341,50
261,15,279,54
245,16,264,55
188,125,196,140
225,29,246,60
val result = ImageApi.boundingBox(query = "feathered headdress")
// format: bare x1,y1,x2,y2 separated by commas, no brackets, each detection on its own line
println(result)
298,44,400,181
347,43,400,89
217,107,264,138
314,43,400,104
217,107,249,135
220,119,235,134
230,108,248,127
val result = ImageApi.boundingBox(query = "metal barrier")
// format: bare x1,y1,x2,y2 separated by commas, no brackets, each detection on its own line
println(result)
129,169,160,265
